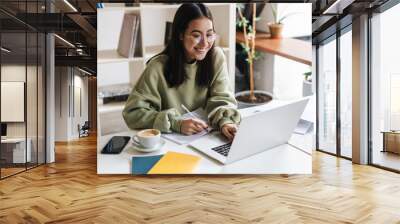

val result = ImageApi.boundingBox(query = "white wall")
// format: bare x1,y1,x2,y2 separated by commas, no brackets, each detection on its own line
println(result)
97,61,131,87
72,74,89,138
256,3,312,38
97,9,126,51
254,3,311,100
55,67,89,141
1,65,30,137
55,67,71,141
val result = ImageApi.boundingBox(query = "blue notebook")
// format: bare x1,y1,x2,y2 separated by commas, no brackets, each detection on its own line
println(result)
132,155,163,174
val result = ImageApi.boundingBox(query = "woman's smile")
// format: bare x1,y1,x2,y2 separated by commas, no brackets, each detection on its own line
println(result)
183,17,214,61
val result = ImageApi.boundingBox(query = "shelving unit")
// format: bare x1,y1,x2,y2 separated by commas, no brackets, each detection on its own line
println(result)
97,3,236,89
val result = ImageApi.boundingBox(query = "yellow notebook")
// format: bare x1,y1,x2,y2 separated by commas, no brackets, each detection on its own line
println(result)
148,151,201,174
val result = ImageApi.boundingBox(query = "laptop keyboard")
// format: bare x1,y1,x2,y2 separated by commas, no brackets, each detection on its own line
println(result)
211,143,232,157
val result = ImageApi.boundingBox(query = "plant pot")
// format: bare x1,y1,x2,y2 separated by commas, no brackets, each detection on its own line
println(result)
268,23,283,39
235,90,273,109
302,80,313,97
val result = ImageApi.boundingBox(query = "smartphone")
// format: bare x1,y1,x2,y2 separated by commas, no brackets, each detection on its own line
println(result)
101,136,131,154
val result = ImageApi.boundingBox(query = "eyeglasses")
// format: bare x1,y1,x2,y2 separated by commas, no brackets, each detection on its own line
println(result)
186,32,217,45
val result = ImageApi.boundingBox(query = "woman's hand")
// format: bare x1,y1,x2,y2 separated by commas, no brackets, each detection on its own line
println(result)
221,123,237,142
180,118,208,135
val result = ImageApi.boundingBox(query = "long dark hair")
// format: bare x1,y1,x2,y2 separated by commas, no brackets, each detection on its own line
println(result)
150,3,215,88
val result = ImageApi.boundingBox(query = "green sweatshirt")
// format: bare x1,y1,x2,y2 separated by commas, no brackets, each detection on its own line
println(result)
122,47,241,133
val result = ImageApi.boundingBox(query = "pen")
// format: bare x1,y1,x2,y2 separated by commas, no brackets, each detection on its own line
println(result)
181,104,198,119
181,104,210,130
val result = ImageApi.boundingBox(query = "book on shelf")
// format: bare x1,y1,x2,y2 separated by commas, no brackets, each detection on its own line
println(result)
117,13,141,58
133,18,142,57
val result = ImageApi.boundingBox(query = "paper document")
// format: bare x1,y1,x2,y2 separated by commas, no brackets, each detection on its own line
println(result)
162,108,212,145
293,119,313,135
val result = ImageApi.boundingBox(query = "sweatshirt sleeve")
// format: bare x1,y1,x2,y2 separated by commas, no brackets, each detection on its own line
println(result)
122,59,182,133
206,48,241,129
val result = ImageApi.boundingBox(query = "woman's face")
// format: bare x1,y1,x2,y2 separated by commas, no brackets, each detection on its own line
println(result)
182,17,215,62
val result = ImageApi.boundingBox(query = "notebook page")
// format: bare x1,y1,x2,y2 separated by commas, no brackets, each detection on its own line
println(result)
162,108,212,145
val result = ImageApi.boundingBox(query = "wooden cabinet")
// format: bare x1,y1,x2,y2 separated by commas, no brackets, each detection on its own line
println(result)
382,131,400,154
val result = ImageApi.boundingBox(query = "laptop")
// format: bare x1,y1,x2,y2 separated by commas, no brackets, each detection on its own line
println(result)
189,97,309,164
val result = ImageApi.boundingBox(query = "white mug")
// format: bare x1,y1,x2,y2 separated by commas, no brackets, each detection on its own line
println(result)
132,129,161,149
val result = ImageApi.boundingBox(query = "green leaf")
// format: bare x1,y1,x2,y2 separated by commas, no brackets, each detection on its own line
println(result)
254,51,262,61
254,17,261,21
270,4,277,23
278,12,301,24
243,18,249,25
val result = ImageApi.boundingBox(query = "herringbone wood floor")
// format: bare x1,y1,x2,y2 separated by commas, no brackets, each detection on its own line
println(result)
1,134,400,224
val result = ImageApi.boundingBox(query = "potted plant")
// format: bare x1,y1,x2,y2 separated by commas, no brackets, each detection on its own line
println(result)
268,4,299,39
236,3,273,108
302,71,313,97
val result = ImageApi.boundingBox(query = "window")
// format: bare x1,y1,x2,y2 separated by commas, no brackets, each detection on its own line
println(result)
370,2,400,171
317,36,337,155
316,25,353,159
339,28,352,158
0,1,47,179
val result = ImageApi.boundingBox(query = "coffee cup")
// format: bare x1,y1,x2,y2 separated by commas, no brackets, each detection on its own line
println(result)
132,129,161,149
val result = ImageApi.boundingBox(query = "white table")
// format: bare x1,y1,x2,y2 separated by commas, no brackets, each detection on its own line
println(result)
97,98,315,174
97,130,312,174
1,138,32,163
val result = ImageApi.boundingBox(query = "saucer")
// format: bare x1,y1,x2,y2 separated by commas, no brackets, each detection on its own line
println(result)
131,139,166,152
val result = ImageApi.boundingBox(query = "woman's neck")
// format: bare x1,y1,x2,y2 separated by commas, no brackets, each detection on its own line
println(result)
184,52,196,64
186,58,196,64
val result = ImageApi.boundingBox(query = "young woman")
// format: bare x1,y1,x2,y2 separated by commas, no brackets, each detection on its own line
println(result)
123,3,240,141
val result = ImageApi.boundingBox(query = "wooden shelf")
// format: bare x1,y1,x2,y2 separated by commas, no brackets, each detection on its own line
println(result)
97,50,143,64
143,45,164,61
221,47,230,52
236,32,312,66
